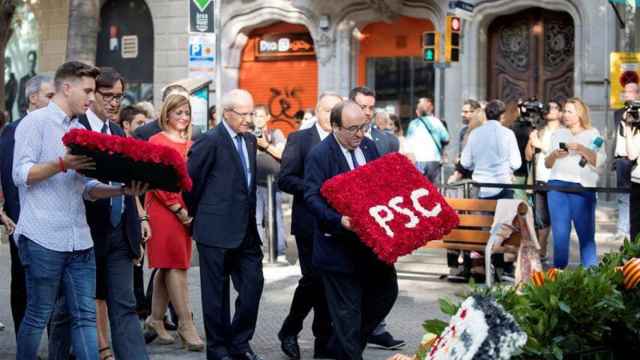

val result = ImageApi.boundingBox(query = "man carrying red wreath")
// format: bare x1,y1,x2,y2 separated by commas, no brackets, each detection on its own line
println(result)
304,100,398,360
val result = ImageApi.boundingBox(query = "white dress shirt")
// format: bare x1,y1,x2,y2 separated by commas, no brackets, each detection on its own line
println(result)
315,122,330,141
85,109,125,213
334,134,366,170
86,109,110,134
461,120,522,198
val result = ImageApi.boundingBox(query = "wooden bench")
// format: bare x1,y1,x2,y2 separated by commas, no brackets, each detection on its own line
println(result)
424,198,528,286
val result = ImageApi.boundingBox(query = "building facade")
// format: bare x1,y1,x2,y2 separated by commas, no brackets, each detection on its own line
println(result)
9,0,639,154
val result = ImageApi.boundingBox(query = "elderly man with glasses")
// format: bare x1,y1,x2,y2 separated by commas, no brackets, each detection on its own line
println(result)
186,89,265,360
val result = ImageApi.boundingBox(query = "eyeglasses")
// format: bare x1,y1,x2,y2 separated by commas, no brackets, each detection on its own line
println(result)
227,108,255,118
97,91,124,103
341,123,370,134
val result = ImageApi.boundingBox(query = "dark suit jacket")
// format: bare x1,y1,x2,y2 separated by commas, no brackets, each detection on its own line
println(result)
78,115,142,258
278,126,321,239
371,127,399,155
185,123,258,249
132,119,162,141
304,135,381,273
0,119,22,222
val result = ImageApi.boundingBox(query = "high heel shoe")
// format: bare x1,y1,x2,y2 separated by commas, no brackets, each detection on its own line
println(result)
177,319,204,352
145,318,175,345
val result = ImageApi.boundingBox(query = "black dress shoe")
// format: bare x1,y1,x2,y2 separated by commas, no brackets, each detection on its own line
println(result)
313,347,337,359
233,351,264,360
367,331,406,350
278,333,301,359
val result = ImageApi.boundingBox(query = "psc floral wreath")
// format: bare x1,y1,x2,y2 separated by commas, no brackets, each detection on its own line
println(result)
321,153,459,264
62,129,192,193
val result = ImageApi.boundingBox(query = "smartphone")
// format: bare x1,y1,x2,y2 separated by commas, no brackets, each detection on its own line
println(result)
559,142,567,151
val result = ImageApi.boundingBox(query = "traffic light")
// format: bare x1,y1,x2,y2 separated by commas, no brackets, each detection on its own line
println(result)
445,15,462,62
422,31,439,63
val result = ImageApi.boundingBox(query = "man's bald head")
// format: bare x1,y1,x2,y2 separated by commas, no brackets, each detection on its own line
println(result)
222,89,255,134
331,101,367,150
222,89,254,110
316,92,343,131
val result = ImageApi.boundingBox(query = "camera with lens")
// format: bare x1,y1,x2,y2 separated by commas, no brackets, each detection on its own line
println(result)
518,97,549,129
253,127,263,138
623,100,640,124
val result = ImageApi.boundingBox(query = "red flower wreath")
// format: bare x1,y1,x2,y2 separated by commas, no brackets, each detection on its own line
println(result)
62,129,192,192
321,153,459,264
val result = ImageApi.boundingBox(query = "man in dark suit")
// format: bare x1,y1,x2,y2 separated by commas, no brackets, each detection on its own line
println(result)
67,68,148,359
347,86,404,350
304,101,398,360
349,87,399,157
0,74,54,339
277,93,342,359
186,89,264,360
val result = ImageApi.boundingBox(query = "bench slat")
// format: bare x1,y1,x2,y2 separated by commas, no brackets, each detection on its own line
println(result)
457,214,494,228
423,241,514,253
446,198,497,212
442,229,490,244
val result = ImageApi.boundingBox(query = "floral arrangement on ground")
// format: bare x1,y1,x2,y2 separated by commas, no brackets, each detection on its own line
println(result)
417,239,640,360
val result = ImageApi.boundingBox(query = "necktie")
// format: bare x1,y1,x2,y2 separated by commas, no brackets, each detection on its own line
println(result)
235,135,250,186
110,182,123,227
101,122,108,134
349,149,359,169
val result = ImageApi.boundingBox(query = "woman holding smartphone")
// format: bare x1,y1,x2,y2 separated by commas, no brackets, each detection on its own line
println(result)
544,98,606,269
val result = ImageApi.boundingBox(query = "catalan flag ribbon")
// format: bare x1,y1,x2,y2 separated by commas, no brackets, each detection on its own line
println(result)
623,258,640,290
531,268,559,287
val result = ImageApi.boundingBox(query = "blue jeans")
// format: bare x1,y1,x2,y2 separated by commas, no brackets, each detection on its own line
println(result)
50,226,148,359
547,180,597,268
16,236,97,360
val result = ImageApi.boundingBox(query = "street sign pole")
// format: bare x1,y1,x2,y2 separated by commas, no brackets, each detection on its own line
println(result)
434,61,449,121
215,0,222,124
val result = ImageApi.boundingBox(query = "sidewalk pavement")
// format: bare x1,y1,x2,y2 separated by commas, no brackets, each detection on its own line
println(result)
0,244,461,359
0,200,626,359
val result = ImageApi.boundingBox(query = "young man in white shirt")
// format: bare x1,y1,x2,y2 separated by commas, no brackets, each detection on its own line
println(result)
461,100,522,199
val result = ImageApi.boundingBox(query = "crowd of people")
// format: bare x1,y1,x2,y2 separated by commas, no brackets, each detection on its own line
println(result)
0,58,638,360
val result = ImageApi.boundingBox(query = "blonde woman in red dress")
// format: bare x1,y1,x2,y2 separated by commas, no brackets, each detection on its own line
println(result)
145,94,204,351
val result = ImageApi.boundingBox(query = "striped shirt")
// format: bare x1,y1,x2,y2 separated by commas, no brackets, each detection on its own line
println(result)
12,101,96,252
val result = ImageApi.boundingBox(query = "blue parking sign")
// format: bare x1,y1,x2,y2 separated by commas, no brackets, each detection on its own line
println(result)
190,43,203,58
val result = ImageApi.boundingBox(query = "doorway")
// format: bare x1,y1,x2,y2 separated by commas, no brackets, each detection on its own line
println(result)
487,8,574,103
96,0,154,104
366,57,435,124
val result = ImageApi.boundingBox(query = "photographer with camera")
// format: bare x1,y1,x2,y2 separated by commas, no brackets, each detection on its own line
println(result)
614,81,640,241
617,82,640,241
510,98,548,200
252,105,288,259
545,98,606,269
525,100,563,261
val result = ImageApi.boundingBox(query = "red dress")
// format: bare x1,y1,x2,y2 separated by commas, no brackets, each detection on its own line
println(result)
146,132,193,269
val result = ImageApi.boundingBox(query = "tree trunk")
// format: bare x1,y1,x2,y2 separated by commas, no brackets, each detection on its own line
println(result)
0,0,17,113
65,0,99,64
